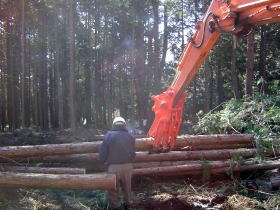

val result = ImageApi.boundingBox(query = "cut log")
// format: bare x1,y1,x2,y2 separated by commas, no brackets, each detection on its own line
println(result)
135,149,259,162
133,160,206,169
0,134,253,158
133,160,280,176
128,134,253,151
0,166,86,174
271,176,280,189
9,149,265,164
133,160,231,175
0,172,116,190
174,134,253,147
0,142,101,158
211,161,280,174
179,143,253,151
15,153,100,163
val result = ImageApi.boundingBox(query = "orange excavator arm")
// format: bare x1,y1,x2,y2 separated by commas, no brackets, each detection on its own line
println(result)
148,0,280,151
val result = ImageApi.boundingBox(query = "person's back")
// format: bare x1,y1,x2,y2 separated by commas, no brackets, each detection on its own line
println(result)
99,117,135,210
99,128,135,164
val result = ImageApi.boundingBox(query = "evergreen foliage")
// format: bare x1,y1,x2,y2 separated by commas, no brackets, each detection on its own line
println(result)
194,93,280,150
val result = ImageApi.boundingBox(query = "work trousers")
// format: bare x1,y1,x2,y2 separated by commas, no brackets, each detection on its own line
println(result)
107,163,133,209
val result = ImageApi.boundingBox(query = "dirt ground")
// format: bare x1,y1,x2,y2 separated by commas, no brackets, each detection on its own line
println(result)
130,173,280,210
0,172,279,210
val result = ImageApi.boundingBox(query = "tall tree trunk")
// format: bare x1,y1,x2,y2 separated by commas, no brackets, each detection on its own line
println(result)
93,0,103,128
0,59,5,131
20,0,26,127
0,36,7,131
14,7,21,130
68,0,76,131
25,30,31,127
53,16,63,130
38,5,49,130
52,50,59,129
208,59,214,110
204,56,210,112
94,50,102,128
57,57,64,130
133,1,147,121
84,10,93,126
49,54,55,128
159,4,168,75
151,0,160,94
258,25,268,93
245,30,255,97
192,78,197,114
153,1,168,94
6,19,15,130
231,34,240,99
181,0,185,50
216,55,225,105
33,61,39,129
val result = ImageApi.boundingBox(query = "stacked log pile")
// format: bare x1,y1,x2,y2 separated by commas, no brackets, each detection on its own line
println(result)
0,134,279,189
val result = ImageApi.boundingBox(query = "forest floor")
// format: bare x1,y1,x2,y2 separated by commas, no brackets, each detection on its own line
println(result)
0,172,279,210
0,129,279,209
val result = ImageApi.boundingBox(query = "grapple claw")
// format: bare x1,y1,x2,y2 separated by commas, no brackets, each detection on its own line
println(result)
148,88,187,151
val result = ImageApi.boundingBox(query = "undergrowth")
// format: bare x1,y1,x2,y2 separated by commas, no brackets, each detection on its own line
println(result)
35,189,109,210
194,93,280,151
192,93,280,208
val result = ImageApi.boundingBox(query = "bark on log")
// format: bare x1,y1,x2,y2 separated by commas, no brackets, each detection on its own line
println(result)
179,143,253,151
212,161,280,174
133,161,231,175
133,160,280,176
0,134,253,158
0,166,86,174
271,176,280,189
133,160,205,169
174,134,253,147
0,172,116,190
135,149,258,162
0,142,101,158
133,160,229,169
16,153,100,163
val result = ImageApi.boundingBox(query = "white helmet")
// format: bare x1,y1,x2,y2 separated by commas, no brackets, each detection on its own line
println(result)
113,117,126,125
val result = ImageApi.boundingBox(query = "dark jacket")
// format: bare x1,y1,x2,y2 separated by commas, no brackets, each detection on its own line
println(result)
99,125,136,164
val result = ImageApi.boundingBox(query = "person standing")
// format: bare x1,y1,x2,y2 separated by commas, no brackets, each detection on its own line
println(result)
99,117,136,210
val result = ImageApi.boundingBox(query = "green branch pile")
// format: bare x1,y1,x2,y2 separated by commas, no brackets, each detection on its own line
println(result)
194,94,280,150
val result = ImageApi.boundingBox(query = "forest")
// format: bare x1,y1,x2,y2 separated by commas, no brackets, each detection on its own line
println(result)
0,0,279,133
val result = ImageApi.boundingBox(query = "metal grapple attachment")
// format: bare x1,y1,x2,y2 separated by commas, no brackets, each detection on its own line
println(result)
148,88,186,151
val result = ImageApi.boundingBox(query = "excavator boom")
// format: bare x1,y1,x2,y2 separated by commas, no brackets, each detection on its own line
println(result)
148,0,280,151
